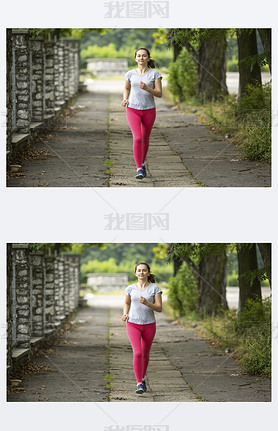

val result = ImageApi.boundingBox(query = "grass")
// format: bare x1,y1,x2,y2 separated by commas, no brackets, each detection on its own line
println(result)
163,299,271,378
163,86,271,164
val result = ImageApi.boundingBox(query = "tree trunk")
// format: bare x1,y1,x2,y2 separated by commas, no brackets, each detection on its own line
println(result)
237,244,262,314
257,243,271,287
173,41,183,62
237,29,262,98
197,34,228,102
198,250,228,316
258,28,271,73
173,254,183,276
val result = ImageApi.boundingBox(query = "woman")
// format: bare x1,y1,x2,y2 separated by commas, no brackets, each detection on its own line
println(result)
121,48,163,179
121,262,162,394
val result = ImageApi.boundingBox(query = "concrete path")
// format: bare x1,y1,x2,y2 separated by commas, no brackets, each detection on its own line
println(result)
7,80,271,187
7,296,271,403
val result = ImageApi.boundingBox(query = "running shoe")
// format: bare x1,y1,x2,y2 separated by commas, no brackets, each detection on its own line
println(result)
136,383,145,394
142,164,147,178
142,378,147,392
135,168,144,179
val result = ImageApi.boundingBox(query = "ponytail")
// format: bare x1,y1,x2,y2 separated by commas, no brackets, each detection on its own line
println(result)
148,273,156,283
147,58,156,68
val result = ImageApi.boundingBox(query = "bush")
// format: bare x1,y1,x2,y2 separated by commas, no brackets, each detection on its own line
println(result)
167,262,198,317
236,297,271,377
81,258,173,285
80,43,173,70
167,48,198,102
235,82,271,162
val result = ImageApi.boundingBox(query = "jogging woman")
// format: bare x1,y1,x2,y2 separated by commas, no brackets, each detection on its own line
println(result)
121,262,162,394
121,48,163,179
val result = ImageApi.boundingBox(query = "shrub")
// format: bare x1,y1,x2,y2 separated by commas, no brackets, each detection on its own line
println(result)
167,48,198,102
167,262,198,316
237,297,271,377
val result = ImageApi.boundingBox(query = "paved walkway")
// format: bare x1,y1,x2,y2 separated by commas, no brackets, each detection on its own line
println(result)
7,296,271,403
7,81,271,187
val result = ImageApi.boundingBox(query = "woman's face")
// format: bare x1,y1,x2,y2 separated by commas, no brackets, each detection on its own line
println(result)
135,264,150,280
135,50,149,66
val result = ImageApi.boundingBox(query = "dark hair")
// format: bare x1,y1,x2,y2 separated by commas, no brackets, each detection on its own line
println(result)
134,47,156,69
135,262,156,283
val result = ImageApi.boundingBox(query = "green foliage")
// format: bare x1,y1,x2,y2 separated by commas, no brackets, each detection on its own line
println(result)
167,48,198,102
81,257,173,284
234,82,271,162
80,42,172,69
167,262,198,317
237,297,271,376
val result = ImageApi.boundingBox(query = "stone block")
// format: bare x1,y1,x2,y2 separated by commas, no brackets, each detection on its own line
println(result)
18,325,29,334
17,296,28,304
17,269,27,277
17,55,28,62
17,110,28,120
17,81,28,89
16,334,29,343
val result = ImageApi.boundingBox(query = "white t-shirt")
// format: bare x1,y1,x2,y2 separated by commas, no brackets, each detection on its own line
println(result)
124,68,162,110
125,283,162,325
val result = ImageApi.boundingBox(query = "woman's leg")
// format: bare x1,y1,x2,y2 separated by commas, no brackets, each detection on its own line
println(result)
141,108,156,164
126,108,143,168
126,322,143,382
141,322,156,378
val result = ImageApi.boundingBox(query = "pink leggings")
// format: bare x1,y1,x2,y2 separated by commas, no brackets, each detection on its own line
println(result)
126,107,156,168
126,321,156,383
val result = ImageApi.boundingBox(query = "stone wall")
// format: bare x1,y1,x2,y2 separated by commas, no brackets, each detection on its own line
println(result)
87,272,128,292
6,245,81,376
6,30,80,160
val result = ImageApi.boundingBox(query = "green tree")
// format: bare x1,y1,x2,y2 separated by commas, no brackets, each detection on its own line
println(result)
170,243,228,316
168,29,229,102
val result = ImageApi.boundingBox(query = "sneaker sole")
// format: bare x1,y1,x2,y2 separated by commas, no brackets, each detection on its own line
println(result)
135,175,144,179
136,389,144,394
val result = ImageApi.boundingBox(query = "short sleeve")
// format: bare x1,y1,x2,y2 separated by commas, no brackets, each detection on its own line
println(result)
125,285,132,296
124,70,131,82
153,70,162,80
154,284,162,295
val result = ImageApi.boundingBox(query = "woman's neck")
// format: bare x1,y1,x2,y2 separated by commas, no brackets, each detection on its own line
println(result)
137,65,149,75
137,279,149,289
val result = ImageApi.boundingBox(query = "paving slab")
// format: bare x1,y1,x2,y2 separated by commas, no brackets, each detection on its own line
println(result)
7,80,270,187
7,296,271,403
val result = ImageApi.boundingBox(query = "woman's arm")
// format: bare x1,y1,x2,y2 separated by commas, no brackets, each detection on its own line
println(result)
121,295,131,321
121,80,131,107
139,293,162,312
139,78,162,98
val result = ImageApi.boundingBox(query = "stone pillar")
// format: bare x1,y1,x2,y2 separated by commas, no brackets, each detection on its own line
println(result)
44,256,55,328
63,43,70,101
64,260,70,316
12,245,30,349
6,244,13,373
54,42,65,109
62,254,80,308
29,253,44,337
44,41,55,116
6,29,13,159
67,40,80,95
54,256,61,322
58,258,65,319
12,30,30,134
30,38,44,122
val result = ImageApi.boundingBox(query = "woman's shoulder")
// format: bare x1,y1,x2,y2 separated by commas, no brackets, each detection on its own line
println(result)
149,283,162,292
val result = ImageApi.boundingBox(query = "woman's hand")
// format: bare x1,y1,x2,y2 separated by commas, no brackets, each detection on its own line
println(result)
121,99,128,107
139,296,148,305
121,314,128,322
139,81,148,91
